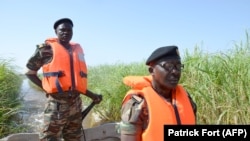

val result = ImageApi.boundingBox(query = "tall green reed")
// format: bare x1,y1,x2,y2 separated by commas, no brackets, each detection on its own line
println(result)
0,58,23,138
181,32,250,124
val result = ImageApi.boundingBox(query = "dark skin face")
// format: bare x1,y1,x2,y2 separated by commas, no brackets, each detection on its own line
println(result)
55,22,73,47
149,58,182,99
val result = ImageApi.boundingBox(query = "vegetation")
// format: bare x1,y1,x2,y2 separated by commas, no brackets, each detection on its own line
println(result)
0,58,23,138
180,33,250,124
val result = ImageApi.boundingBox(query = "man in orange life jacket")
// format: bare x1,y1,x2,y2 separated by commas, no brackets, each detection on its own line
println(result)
25,18,102,141
119,45,197,141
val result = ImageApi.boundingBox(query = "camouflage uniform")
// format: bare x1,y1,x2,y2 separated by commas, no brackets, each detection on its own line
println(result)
26,44,83,141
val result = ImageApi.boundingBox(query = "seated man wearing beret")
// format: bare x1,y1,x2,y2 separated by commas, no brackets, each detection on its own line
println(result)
25,18,102,141
119,45,197,141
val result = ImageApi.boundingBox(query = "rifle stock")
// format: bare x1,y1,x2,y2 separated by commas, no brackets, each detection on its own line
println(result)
81,94,102,120
81,101,96,120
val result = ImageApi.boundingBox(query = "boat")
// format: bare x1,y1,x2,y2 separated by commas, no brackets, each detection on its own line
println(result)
0,122,120,141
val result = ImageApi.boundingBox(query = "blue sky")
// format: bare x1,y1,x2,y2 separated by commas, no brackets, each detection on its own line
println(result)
1,0,250,73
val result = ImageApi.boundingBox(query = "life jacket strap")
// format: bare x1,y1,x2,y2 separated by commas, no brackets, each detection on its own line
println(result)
43,71,64,94
79,71,87,78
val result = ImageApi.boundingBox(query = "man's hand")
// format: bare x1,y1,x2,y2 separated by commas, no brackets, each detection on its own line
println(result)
86,90,103,104
92,94,102,104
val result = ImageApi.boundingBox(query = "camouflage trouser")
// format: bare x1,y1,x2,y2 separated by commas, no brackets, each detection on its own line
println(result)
39,91,83,141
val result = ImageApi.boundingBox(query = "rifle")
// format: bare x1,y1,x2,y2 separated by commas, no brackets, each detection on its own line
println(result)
81,95,102,120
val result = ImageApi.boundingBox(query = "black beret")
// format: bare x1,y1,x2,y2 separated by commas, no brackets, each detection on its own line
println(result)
53,18,73,30
146,45,181,65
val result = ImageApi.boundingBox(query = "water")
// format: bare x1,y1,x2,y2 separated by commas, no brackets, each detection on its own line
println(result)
18,79,100,133
19,79,47,133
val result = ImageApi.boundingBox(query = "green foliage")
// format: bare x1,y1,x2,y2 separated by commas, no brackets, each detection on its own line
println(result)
181,32,250,124
0,59,23,138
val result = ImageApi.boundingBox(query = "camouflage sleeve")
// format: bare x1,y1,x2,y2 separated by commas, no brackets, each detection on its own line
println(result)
119,94,147,137
26,46,43,71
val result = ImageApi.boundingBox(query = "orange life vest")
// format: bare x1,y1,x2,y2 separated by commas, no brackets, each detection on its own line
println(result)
42,38,87,94
122,75,196,141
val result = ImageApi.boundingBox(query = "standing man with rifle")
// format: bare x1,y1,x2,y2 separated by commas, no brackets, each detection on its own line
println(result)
25,18,102,141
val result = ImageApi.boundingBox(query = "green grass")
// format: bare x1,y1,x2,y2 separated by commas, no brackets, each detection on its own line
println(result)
180,41,250,124
0,58,23,138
